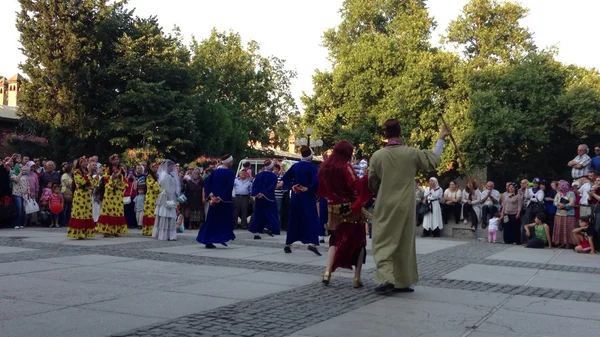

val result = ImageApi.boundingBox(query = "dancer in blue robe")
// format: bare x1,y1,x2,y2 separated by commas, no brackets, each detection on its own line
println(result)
248,159,281,239
281,146,321,256
196,154,236,248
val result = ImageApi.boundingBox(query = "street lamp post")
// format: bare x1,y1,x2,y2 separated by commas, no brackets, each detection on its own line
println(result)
295,127,323,154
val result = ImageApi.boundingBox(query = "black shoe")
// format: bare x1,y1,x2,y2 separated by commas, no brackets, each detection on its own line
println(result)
205,243,216,249
284,246,292,254
264,229,274,237
393,287,415,293
375,282,395,293
254,235,261,240
221,243,228,247
308,245,322,256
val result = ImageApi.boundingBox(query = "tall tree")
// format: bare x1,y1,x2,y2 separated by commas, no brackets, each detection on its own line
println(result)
190,30,298,158
462,52,600,181
16,0,132,159
106,19,196,158
443,0,536,67
303,0,439,156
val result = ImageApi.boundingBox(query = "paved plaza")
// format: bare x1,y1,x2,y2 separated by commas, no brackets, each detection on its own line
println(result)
0,228,599,337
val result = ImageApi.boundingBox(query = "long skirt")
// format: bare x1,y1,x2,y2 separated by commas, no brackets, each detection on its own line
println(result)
92,201,101,222
552,215,577,246
329,221,366,272
124,203,136,228
152,215,177,241
503,214,520,244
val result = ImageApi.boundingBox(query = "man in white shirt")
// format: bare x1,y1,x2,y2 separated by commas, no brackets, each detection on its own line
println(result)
480,181,500,227
233,170,252,229
568,144,592,180
579,170,597,217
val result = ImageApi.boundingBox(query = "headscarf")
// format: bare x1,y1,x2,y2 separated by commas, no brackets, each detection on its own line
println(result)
191,167,202,184
558,180,570,194
157,159,181,197
429,177,439,188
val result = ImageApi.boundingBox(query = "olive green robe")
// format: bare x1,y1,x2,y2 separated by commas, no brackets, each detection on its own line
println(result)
368,145,440,288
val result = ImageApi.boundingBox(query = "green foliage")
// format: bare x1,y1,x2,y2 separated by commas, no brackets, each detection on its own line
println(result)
443,0,536,67
463,52,600,180
304,0,600,183
16,1,297,164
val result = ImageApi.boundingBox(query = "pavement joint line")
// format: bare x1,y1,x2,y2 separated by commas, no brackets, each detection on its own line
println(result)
523,268,542,287
460,295,514,337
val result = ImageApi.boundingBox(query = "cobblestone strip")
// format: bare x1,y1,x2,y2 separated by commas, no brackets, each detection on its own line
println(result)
420,278,600,303
112,279,382,337
479,258,600,274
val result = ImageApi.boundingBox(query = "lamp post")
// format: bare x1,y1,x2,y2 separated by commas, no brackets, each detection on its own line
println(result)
295,127,323,154
305,127,313,148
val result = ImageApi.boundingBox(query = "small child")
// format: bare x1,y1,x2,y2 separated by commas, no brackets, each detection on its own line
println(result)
176,204,184,233
133,188,145,229
573,216,595,254
40,181,53,207
49,184,64,228
524,213,551,248
487,212,501,243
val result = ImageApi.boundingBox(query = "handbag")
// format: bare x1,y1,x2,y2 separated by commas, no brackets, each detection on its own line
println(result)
24,197,40,214
417,202,431,215
177,194,187,204
123,184,134,205
527,201,545,214
166,200,177,209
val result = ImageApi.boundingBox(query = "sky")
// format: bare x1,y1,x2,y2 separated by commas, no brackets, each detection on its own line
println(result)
1,0,599,109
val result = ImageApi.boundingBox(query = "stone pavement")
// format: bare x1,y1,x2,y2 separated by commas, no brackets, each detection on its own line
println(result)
0,228,599,337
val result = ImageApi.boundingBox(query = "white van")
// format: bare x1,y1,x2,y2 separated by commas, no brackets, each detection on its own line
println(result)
236,158,298,176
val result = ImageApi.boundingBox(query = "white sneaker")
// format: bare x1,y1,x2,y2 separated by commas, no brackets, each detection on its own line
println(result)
19,226,24,229
14,226,19,229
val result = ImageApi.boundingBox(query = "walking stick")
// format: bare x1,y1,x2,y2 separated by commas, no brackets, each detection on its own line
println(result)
437,112,469,179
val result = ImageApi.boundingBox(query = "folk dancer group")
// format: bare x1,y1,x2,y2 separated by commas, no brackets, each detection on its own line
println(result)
64,118,451,294
66,155,182,241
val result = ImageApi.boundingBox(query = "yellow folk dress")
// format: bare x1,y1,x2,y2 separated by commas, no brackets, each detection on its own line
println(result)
96,173,128,236
142,173,161,236
67,170,98,239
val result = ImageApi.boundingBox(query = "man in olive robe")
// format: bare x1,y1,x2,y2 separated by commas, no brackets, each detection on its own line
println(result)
368,119,450,293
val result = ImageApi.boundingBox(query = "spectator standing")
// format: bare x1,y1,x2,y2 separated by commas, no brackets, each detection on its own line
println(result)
39,161,60,197
590,145,600,173
233,170,252,229
568,144,591,180
481,182,501,228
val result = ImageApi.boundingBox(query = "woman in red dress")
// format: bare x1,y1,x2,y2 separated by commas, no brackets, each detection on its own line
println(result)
318,140,372,288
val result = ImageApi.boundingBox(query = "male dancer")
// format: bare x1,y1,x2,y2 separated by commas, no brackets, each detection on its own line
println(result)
281,146,321,256
196,154,236,248
369,119,450,293
248,159,280,239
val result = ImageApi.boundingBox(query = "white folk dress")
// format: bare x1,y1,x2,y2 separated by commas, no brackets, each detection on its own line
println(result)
423,187,443,231
152,162,180,241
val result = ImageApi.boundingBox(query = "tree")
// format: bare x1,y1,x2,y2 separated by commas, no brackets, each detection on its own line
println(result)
106,19,196,159
443,0,536,67
16,0,134,160
462,52,600,181
190,30,299,158
303,0,441,156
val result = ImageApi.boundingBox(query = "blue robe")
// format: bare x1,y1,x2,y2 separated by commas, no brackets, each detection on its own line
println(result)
196,167,236,244
248,170,281,235
281,161,320,245
317,197,328,236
